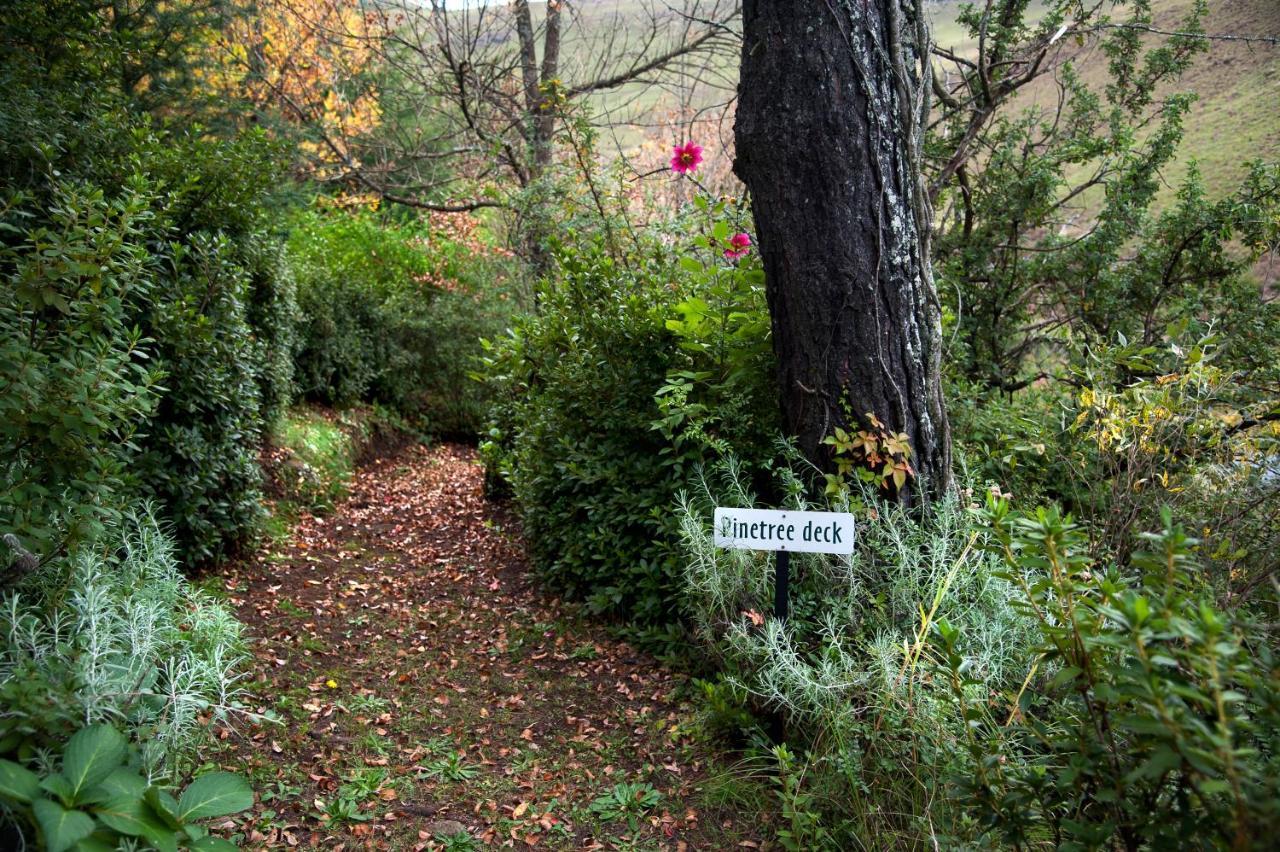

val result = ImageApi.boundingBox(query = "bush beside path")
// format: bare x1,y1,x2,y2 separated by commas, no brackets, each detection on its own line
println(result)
207,444,765,850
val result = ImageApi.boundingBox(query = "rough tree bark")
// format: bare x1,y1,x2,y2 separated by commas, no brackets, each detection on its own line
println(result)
734,0,951,503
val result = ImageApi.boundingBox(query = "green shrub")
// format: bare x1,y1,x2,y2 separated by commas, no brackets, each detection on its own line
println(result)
480,226,777,633
289,212,411,408
417,283,520,437
935,501,1280,848
0,164,279,570
677,453,1035,845
951,330,1280,612
1,0,297,566
289,209,518,434
132,233,264,564
482,248,685,625
0,131,291,568
118,130,296,564
242,235,299,429
0,181,162,564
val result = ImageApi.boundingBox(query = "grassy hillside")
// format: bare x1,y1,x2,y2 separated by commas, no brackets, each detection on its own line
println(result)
576,0,1278,205
938,0,1280,203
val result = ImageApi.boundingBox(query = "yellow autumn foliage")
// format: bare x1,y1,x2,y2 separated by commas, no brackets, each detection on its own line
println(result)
1071,341,1271,498
202,0,384,179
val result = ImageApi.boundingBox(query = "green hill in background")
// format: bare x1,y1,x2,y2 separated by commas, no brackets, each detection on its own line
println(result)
933,0,1280,204
579,0,1277,206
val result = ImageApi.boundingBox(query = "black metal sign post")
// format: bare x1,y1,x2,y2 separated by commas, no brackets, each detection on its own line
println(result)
773,550,790,622
770,549,790,744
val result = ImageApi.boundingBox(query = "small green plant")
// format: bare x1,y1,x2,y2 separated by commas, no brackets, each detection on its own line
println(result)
433,827,478,850
339,767,389,801
770,745,834,852
0,724,252,851
821,412,914,495
419,752,478,783
315,795,369,825
355,731,390,758
693,677,758,740
276,598,309,619
569,642,599,661
587,781,661,830
418,736,456,757
696,759,770,814
341,692,390,717
257,778,302,807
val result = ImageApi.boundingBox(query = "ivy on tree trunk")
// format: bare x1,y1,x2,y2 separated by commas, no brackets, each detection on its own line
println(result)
734,0,951,503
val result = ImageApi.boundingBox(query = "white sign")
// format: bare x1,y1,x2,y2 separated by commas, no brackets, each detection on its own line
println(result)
713,507,855,555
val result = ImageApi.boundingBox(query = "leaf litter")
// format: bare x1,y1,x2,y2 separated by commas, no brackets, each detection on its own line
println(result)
208,443,769,849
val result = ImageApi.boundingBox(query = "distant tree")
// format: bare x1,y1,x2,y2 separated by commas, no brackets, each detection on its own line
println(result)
734,0,950,503
109,0,235,107
924,0,1280,390
226,0,739,263
360,0,737,204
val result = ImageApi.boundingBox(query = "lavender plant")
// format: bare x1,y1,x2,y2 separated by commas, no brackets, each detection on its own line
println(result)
1,506,250,780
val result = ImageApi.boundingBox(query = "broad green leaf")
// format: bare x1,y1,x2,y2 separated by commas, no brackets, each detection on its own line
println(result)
1198,778,1232,796
95,795,177,852
176,772,253,821
41,772,77,804
71,836,117,852
63,725,126,801
145,786,184,831
0,759,41,803
1048,665,1083,690
1132,596,1150,625
32,799,95,852
93,767,148,800
1125,745,1181,783
189,837,239,851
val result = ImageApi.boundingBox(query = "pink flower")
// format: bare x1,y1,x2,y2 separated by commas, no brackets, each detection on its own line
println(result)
723,232,752,260
670,141,703,174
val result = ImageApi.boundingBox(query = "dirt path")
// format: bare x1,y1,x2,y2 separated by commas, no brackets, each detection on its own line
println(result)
208,444,767,850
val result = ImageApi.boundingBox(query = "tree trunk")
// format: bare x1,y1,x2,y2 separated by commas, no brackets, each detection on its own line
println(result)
513,0,542,123
512,0,559,274
533,0,562,173
734,0,951,503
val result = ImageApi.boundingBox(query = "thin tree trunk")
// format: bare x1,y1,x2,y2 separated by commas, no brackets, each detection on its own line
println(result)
513,0,541,123
734,0,951,503
534,0,562,173
512,0,555,274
